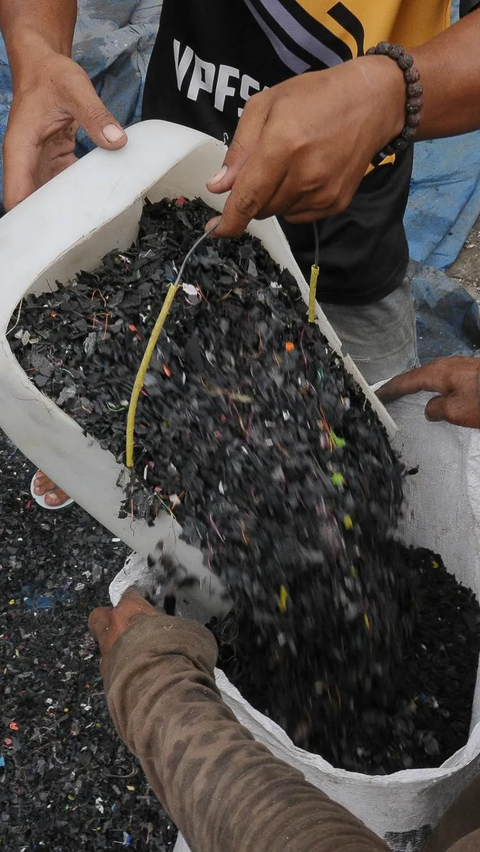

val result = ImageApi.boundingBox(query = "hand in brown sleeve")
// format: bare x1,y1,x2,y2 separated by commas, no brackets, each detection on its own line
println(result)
89,586,160,674
89,587,390,852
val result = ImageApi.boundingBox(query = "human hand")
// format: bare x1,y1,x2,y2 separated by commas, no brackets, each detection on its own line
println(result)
205,55,405,237
376,356,480,428
3,43,126,210
88,587,158,674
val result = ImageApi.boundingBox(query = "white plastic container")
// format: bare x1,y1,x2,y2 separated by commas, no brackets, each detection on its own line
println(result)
0,119,394,569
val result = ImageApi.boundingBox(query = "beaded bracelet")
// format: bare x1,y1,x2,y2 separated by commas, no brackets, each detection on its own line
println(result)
366,41,423,156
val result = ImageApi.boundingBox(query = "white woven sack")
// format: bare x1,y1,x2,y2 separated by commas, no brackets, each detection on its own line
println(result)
112,392,480,852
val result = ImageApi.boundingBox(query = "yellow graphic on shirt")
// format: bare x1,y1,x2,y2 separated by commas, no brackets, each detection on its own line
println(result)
246,0,451,72
294,0,451,51
245,0,451,169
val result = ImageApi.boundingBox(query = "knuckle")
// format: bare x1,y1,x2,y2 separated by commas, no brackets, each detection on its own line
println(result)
232,189,259,220
318,181,351,213
319,184,340,210
225,137,246,162
290,133,311,157
444,401,460,425
276,125,306,156
300,173,324,195
82,102,111,126
334,190,353,214
243,90,265,114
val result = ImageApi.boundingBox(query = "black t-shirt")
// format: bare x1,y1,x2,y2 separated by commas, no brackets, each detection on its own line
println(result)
142,0,473,305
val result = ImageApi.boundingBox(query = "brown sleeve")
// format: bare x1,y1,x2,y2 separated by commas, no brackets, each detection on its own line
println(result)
103,613,389,852
447,833,480,852
425,773,480,852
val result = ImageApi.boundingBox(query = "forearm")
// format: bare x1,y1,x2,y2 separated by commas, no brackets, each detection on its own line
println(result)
104,616,389,852
0,0,77,85
411,8,480,139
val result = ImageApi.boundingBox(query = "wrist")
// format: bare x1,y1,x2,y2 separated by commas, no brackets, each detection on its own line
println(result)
356,54,406,152
7,29,73,93
0,0,76,57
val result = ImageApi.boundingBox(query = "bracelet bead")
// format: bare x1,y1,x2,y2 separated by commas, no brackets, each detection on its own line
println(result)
366,41,424,156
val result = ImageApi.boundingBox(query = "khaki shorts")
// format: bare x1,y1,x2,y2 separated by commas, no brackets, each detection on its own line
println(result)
321,263,419,385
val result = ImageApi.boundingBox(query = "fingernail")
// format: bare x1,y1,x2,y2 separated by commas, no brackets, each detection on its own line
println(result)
103,124,125,143
208,165,228,186
205,217,221,234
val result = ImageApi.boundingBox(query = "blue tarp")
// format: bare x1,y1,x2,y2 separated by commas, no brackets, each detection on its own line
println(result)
406,133,480,271
412,263,480,362
400,0,480,363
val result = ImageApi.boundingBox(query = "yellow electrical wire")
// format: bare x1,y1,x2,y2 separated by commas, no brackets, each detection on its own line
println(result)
308,264,319,323
125,221,219,471
308,220,320,323
126,281,179,469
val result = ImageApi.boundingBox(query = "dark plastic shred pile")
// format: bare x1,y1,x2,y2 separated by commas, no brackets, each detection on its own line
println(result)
10,197,480,780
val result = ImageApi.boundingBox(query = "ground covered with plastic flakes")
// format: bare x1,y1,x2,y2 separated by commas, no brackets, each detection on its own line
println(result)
0,431,178,851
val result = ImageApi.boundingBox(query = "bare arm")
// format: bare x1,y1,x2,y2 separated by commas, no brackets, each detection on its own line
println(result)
0,0,126,210
412,8,480,139
0,0,77,58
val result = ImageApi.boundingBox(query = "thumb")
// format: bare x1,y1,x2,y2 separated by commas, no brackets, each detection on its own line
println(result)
206,139,247,195
70,72,127,150
88,605,113,640
206,94,269,195
424,394,448,423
